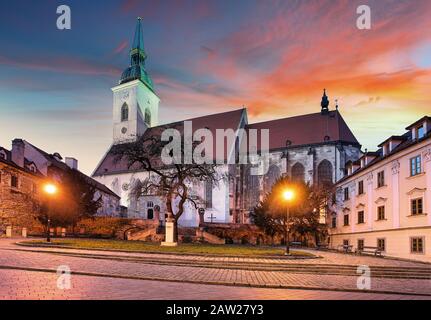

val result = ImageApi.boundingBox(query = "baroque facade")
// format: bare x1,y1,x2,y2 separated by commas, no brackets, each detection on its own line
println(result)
92,19,362,227
329,116,431,261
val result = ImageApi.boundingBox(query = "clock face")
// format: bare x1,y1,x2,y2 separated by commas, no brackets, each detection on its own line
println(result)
121,127,127,134
120,91,129,101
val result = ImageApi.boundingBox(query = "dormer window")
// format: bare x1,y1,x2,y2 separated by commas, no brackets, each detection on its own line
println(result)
418,126,425,139
406,116,430,140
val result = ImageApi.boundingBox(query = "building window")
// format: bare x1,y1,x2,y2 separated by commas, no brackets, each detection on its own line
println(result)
121,103,129,122
418,126,425,139
357,239,364,251
343,214,349,226
377,171,385,188
344,187,349,201
0,152,5,159
410,156,422,176
291,162,305,182
358,180,364,195
411,237,424,254
317,160,333,186
377,206,385,220
147,201,154,208
343,239,349,246
205,180,213,209
11,175,18,188
377,238,386,252
411,198,423,215
331,216,337,228
357,211,365,224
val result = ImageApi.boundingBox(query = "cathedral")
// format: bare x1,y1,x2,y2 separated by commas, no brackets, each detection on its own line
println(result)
92,18,362,227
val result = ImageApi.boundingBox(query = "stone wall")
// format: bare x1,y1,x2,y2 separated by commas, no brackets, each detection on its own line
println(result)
0,162,43,235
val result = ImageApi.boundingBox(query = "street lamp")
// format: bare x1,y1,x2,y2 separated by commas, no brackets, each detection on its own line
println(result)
282,188,295,255
43,183,57,242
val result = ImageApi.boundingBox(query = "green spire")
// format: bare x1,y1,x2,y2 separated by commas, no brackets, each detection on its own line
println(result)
130,17,147,66
119,17,154,91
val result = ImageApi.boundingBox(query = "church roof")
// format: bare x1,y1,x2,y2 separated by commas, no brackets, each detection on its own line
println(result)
0,146,44,177
247,110,360,150
92,108,246,176
93,108,360,177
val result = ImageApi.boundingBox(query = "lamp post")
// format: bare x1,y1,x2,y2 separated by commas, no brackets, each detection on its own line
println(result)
282,189,295,255
43,183,57,243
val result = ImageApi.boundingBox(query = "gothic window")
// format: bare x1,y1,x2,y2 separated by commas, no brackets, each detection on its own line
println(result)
317,159,333,186
145,109,151,126
291,162,305,182
247,166,260,209
121,103,129,122
265,165,280,192
205,180,213,208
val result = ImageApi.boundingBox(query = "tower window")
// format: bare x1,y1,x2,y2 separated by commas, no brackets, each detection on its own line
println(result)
121,103,129,122
145,109,151,126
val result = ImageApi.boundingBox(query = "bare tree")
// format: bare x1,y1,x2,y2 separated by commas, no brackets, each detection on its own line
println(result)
112,126,223,241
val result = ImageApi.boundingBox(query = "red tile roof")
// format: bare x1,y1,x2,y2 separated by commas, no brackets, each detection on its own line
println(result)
247,110,360,150
93,109,359,176
93,108,246,176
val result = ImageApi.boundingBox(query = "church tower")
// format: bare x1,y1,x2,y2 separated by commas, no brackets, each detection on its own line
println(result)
112,17,160,144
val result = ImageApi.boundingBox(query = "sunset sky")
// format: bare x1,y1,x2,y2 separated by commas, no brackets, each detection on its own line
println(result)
1,0,431,175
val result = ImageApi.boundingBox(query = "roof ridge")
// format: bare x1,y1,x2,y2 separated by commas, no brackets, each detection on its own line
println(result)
248,110,336,126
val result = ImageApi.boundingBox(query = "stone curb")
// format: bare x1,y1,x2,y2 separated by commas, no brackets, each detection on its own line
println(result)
0,264,430,298
15,241,318,260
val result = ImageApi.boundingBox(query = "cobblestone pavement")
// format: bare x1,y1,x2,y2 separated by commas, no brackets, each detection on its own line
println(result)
1,239,431,299
0,269,429,300
10,240,431,268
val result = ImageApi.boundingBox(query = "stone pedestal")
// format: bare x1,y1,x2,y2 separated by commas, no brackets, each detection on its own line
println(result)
6,226,12,238
22,228,27,238
161,220,177,247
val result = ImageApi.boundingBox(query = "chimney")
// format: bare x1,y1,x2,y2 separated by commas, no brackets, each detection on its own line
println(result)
65,157,78,170
11,139,25,168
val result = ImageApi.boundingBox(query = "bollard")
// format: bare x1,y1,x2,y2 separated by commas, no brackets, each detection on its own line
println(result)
6,226,12,238
22,227,27,238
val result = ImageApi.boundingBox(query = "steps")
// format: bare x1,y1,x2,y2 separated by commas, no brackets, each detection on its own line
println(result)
127,227,158,241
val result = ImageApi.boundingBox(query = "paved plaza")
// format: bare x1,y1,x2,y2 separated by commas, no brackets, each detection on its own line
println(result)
0,238,430,300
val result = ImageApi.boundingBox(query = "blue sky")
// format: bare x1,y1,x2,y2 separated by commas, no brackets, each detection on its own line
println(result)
1,0,431,174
